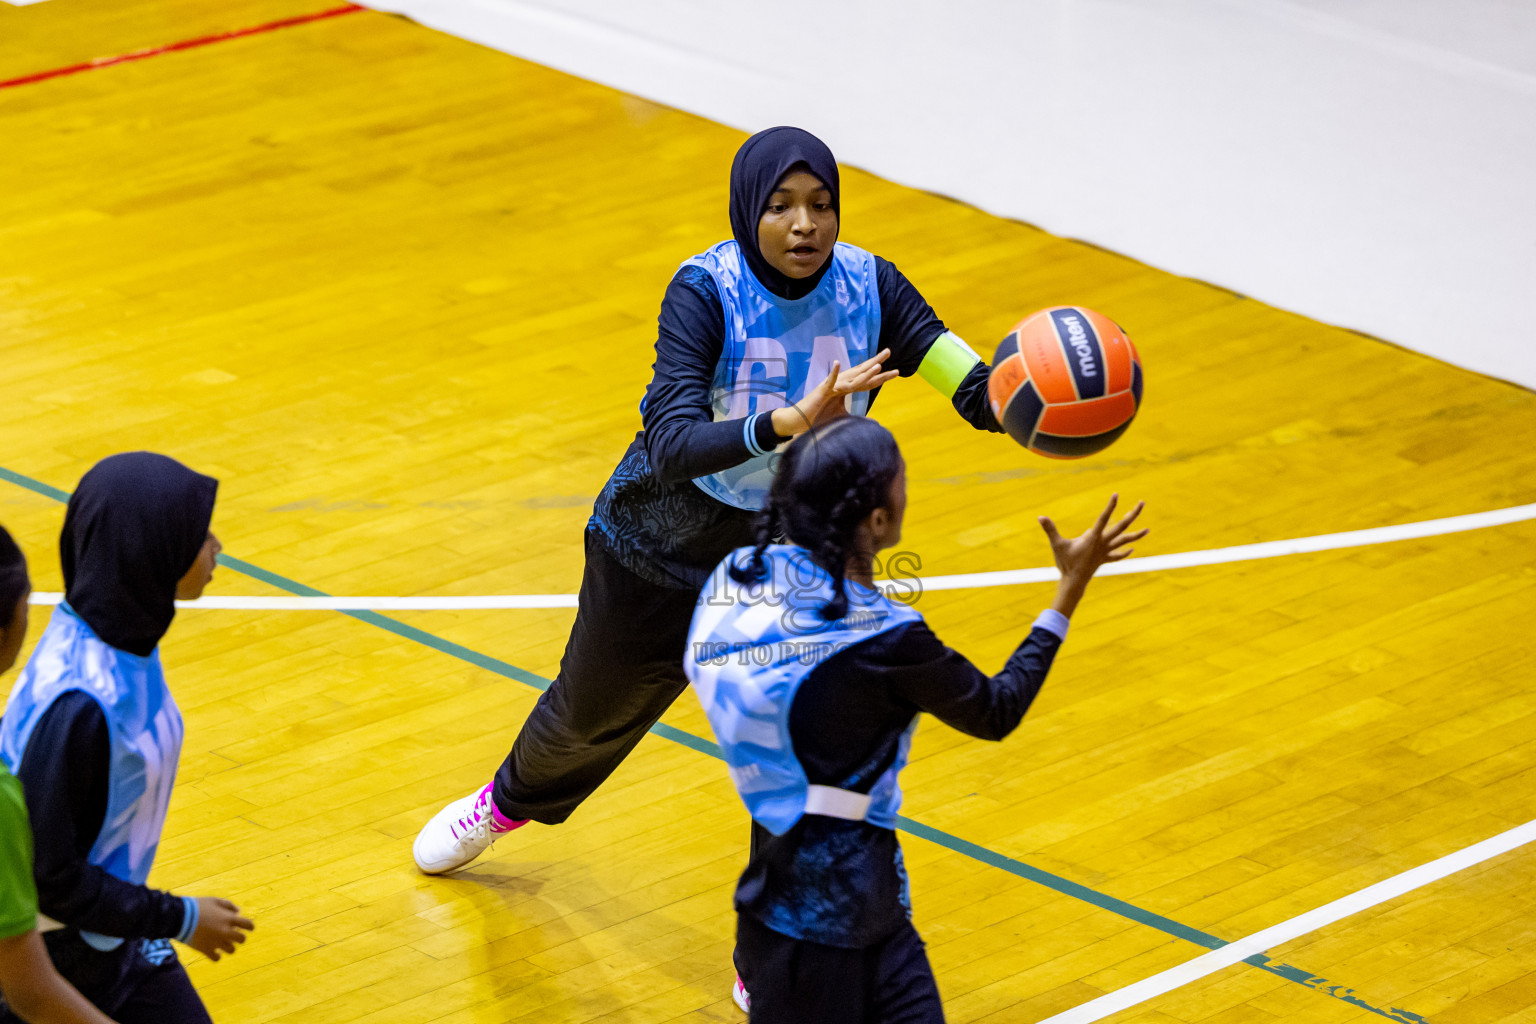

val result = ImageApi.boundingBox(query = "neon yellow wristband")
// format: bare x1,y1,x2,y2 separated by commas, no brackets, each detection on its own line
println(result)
915,331,984,398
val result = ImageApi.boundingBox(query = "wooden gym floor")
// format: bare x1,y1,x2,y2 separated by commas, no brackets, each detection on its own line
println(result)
2,2,1535,1021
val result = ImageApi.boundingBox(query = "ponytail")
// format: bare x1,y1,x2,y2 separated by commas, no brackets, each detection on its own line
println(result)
749,417,902,621
0,525,28,619
729,502,780,586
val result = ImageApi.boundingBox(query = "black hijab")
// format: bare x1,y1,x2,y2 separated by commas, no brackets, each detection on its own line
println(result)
61,452,218,657
0,525,26,615
728,126,841,300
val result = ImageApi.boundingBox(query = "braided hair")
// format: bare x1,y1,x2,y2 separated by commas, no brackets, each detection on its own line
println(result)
730,416,903,621
0,524,28,622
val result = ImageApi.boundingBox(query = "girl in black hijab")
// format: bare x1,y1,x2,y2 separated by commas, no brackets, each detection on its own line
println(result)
0,454,253,1024
59,453,219,657
413,127,1002,901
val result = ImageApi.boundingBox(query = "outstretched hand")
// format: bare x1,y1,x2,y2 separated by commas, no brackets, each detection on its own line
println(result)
771,349,899,438
186,897,254,962
1039,494,1148,617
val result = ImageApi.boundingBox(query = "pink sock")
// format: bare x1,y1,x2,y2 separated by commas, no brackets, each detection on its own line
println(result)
480,783,527,833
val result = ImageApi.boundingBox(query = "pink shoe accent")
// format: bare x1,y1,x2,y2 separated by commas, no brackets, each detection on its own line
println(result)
479,783,528,834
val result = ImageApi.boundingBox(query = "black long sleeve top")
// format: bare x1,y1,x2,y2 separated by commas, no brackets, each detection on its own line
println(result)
12,691,187,940
736,617,1064,948
588,257,1001,590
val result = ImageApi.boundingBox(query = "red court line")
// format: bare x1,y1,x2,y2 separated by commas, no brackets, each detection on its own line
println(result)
0,3,364,90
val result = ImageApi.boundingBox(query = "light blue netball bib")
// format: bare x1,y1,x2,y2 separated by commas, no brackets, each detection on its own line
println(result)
0,604,184,950
682,240,882,510
685,545,922,835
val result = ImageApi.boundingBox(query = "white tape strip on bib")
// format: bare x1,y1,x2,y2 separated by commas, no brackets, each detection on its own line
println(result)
803,784,873,821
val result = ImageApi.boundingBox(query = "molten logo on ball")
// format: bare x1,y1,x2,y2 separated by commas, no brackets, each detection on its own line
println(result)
1059,314,1098,378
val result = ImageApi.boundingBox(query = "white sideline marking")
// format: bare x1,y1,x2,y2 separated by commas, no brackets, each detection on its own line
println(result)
916,500,1536,592
1034,816,1536,1024
27,593,580,610
24,502,1536,611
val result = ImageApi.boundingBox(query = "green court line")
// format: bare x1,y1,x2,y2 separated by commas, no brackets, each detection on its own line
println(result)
1,465,1429,1022
0,467,69,502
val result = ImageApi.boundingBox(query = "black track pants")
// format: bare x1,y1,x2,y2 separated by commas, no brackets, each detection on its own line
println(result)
493,530,700,824
0,934,212,1024
735,913,945,1024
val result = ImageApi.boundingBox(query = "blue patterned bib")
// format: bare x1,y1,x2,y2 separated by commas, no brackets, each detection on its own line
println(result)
1,604,183,948
682,241,882,510
685,546,922,835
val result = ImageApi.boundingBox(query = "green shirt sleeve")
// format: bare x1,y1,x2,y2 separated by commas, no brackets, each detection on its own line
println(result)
0,764,39,939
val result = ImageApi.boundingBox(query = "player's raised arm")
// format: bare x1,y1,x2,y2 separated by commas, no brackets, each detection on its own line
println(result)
1039,493,1149,619
871,256,1002,433
888,495,1147,743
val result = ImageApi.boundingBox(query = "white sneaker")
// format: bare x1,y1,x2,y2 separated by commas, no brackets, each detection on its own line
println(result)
413,784,514,874
732,973,750,1014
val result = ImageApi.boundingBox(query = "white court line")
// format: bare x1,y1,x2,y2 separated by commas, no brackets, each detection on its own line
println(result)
916,500,1536,591
1035,816,1536,1024
26,593,580,610
24,501,1536,610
